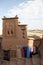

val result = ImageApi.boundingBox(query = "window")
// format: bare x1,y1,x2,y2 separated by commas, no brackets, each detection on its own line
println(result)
3,50,10,61
11,30,13,34
8,31,9,35
22,31,25,38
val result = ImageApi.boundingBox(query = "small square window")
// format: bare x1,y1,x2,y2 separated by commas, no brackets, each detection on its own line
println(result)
8,31,9,34
11,30,13,34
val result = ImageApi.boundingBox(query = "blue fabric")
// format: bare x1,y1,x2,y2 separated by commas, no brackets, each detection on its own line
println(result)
26,47,31,58
22,46,32,58
23,46,28,57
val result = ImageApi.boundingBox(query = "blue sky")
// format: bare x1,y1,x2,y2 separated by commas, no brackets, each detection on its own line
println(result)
0,0,43,34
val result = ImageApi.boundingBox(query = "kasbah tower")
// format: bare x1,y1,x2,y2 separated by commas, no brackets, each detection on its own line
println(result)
2,15,28,50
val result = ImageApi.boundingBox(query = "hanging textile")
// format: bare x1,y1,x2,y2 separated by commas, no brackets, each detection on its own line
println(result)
22,46,28,58
21,48,25,57
33,46,38,55
26,47,31,58
30,47,33,57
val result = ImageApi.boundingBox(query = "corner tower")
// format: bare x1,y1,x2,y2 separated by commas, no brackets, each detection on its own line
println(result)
2,16,19,50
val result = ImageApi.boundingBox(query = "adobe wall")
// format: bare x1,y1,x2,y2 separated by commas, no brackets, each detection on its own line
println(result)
2,16,28,50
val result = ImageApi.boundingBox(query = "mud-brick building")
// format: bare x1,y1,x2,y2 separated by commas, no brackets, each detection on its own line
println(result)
0,15,43,65
2,15,28,50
